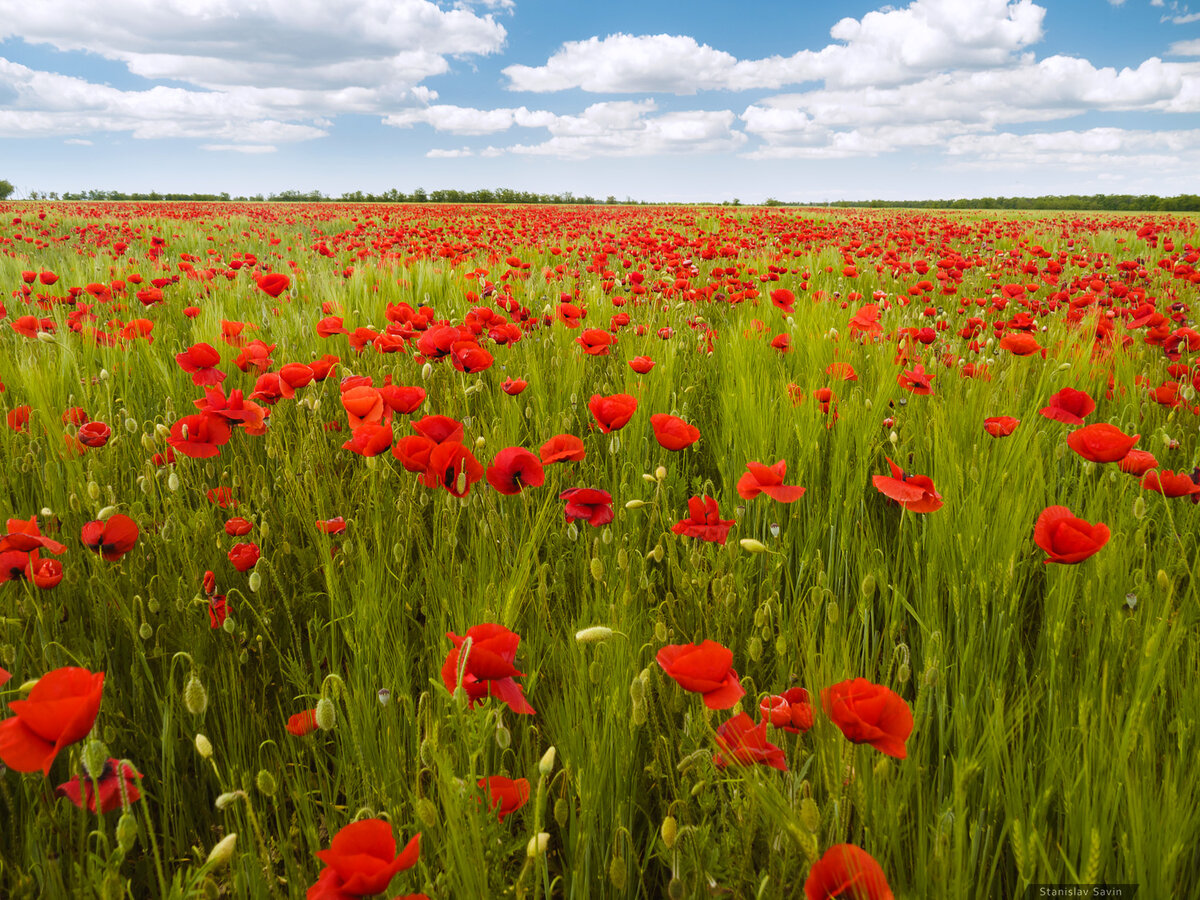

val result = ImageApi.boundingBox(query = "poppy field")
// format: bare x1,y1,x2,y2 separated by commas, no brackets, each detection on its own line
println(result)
1,201,1199,899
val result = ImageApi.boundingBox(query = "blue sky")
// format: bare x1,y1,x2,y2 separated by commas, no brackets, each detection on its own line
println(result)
1,0,1198,202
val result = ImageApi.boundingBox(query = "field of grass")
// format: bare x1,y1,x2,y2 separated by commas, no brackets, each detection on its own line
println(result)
1,201,1198,899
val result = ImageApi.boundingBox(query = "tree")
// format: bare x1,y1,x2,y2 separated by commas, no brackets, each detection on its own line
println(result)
0,179,15,200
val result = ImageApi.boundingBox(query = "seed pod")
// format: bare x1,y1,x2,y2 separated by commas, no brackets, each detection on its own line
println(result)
255,769,277,797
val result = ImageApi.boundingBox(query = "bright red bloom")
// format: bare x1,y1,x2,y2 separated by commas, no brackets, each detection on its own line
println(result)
560,488,613,527
588,393,637,433
671,495,735,543
287,709,318,737
872,458,942,513
341,386,385,429
983,416,1020,438
379,385,426,415
500,377,527,396
713,712,787,772
56,758,142,814
76,421,112,448
207,487,237,508
309,820,420,900
256,272,290,298
168,413,232,459
1039,387,1095,425
486,447,545,495
225,517,253,537
821,678,913,759
804,844,895,900
999,331,1043,356
1067,423,1138,463
1141,469,1200,498
1034,505,1110,563
650,414,700,451
441,624,535,715
897,364,934,395
0,667,8,687
422,441,484,497
770,288,795,313
478,776,531,822
577,328,615,356
629,356,655,374
81,514,139,561
316,517,346,535
826,361,858,381
342,423,394,457
392,435,436,473
736,460,806,503
656,640,744,709
411,414,464,445
209,594,228,629
228,542,261,572
175,343,226,386
540,434,586,465
27,558,63,589
0,667,105,775
760,687,814,734
1118,449,1158,476
7,406,31,432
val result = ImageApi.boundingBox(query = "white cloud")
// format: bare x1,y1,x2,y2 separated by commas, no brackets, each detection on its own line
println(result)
201,144,277,153
64,137,92,145
1169,39,1200,55
386,99,746,158
504,0,1045,93
0,0,504,145
426,147,473,158
945,127,1200,175
1168,11,1200,23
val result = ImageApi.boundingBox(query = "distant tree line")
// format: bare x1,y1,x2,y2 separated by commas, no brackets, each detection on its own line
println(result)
788,194,1200,212
22,187,633,205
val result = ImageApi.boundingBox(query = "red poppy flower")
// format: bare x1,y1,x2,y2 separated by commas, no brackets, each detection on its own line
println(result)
770,333,791,353
287,709,318,737
1141,469,1200,498
316,517,346,535
1034,506,1110,564
656,640,744,710
1039,388,1095,425
168,413,232,459
672,495,735,544
650,414,700,451
422,441,484,497
821,678,913,759
77,421,112,448
872,458,942,513
0,667,9,687
1118,449,1157,476
983,416,1020,438
342,423,394,458
225,517,253,537
341,386,385,429
310,354,340,381
770,288,795,313
577,328,615,356
1,516,67,557
804,844,895,900
897,364,934,395
0,666,105,775
61,407,89,426
736,460,806,503
175,343,226,386
279,363,314,390
207,487,237,508
233,339,276,373
255,272,290,298
380,384,426,414
209,594,228,629
309,819,420,900
629,356,655,374
588,393,638,433
540,434,586,465
56,758,142,814
1067,423,1138,463
81,514,139,561
478,776,531,822
560,488,614,527
500,377,527,395
826,361,857,381
486,447,545,495
7,406,31,432
713,713,787,772
392,435,436,473
27,558,63,589
760,687,814,734
228,542,261,572
411,414,464,445
999,332,1043,356
441,623,535,715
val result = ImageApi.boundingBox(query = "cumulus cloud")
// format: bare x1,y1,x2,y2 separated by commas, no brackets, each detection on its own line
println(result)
1169,38,1200,55
945,127,1200,172
0,0,505,144
504,0,1045,93
386,99,746,158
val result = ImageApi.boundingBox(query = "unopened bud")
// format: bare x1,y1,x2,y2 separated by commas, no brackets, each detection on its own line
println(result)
661,816,678,849
495,724,511,749
576,625,613,643
589,557,604,581
655,465,667,481
861,574,876,598
740,538,767,554
255,769,277,797
116,812,138,852
625,499,646,509
248,570,262,593
215,791,241,810
315,697,336,731
800,798,820,832
194,734,213,759
81,739,110,780
183,673,208,716
415,797,438,828
538,746,557,776
526,832,550,857
206,833,237,868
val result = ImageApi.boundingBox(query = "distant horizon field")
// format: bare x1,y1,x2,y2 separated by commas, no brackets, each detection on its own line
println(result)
0,202,1197,899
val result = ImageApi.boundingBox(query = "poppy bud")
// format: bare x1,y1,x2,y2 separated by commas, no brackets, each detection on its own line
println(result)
255,769,277,797
625,499,646,509
539,746,557,776
195,733,213,759
315,697,336,731
124,418,138,434
526,832,550,858
206,833,237,868
1133,496,1147,519
748,636,762,661
655,621,667,642
416,797,438,828
827,601,839,623
618,548,629,569
629,676,645,705
576,626,613,643
248,571,262,593
898,663,911,684
655,465,667,481
138,622,153,641
87,481,101,500
668,877,685,899
378,688,391,706
184,673,208,716
800,797,820,832
495,724,511,749
554,797,569,827
81,738,110,780
116,812,138,852
642,473,657,483
861,574,876,598
421,362,433,381
740,538,767,553
650,544,664,563
609,856,627,890
589,557,604,581
215,791,241,810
